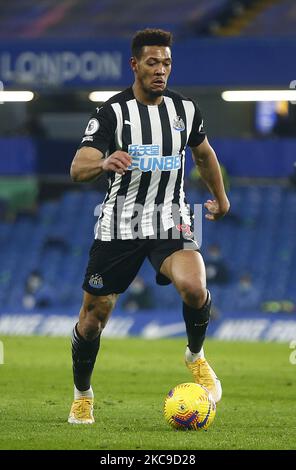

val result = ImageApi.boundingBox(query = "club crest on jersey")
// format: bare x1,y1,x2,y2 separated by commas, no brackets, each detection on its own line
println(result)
173,116,185,131
89,274,103,289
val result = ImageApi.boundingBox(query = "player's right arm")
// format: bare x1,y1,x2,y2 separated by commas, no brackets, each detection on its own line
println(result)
70,148,131,182
70,102,131,182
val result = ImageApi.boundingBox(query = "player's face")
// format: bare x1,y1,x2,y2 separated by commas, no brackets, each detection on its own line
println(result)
132,46,172,97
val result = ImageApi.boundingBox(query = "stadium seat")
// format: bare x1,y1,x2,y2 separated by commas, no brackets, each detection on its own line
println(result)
0,186,295,314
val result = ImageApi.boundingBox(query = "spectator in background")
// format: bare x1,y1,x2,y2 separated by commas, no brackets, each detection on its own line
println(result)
25,269,43,294
205,244,230,284
22,269,55,310
272,103,296,138
234,273,260,311
273,113,295,137
17,113,47,138
261,300,296,314
23,269,43,310
122,275,156,313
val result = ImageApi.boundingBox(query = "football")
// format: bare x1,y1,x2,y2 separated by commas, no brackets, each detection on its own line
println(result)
164,382,216,431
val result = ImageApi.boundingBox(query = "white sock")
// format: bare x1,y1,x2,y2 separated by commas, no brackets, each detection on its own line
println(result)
74,385,94,400
185,346,205,363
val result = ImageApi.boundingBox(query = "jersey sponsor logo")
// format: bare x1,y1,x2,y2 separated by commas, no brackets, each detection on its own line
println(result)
173,116,185,131
128,144,160,157
89,274,103,289
127,144,181,172
85,118,99,135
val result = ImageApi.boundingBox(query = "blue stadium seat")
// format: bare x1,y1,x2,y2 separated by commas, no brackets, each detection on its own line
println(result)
0,186,295,314
0,0,230,39
242,0,296,37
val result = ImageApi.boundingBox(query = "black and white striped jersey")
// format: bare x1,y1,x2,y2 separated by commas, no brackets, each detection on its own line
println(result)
79,87,206,240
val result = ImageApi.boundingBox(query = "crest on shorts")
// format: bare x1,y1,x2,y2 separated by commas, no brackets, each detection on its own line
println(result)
89,274,104,289
173,116,185,131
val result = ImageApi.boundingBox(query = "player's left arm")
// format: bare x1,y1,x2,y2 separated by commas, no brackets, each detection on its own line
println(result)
191,137,230,221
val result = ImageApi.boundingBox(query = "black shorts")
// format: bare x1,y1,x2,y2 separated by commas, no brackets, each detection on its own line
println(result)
82,227,200,296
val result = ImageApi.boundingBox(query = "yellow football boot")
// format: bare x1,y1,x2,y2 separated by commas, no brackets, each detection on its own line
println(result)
68,397,94,424
186,357,222,403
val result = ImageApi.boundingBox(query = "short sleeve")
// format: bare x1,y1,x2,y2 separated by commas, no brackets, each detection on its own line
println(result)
78,104,117,155
187,101,206,148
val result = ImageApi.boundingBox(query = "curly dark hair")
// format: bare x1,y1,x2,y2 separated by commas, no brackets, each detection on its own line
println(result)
131,28,173,59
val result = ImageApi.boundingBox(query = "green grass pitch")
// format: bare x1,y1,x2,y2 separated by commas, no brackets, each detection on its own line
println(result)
0,335,295,450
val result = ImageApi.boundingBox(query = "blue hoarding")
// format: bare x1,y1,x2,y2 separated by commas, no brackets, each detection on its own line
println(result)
1,38,296,89
0,309,295,343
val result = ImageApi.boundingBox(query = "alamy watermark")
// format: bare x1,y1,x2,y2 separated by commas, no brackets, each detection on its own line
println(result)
289,340,296,365
0,340,4,365
93,199,203,248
